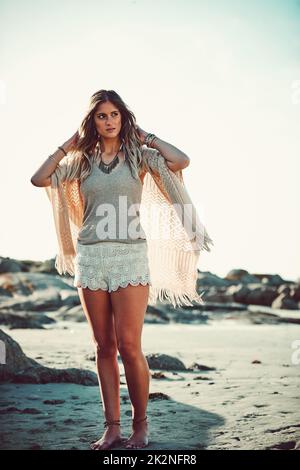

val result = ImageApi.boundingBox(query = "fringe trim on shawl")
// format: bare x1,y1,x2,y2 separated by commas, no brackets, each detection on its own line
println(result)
143,163,214,253
46,147,213,309
54,253,76,277
200,230,214,252
148,285,206,309
54,250,206,309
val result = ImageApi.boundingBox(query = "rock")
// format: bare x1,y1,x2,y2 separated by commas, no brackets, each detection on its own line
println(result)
146,353,186,371
0,329,36,380
225,284,278,306
55,305,85,322
272,293,299,310
0,407,42,415
225,269,260,284
0,257,23,273
13,365,98,386
1,258,299,318
226,284,251,303
169,309,209,324
246,285,278,306
225,269,249,281
0,272,77,295
187,362,216,371
257,274,287,286
204,283,278,307
0,273,34,296
29,258,57,275
151,371,167,379
193,376,212,380
277,285,292,295
197,271,230,288
58,290,80,307
189,301,247,311
144,313,170,324
0,256,63,276
0,310,56,329
0,289,62,312
0,329,98,385
0,273,76,311
85,352,96,361
203,287,235,303
247,305,300,324
85,352,122,362
265,440,297,450
0,287,12,298
290,285,300,302
246,311,283,325
43,399,65,405
145,305,170,323
149,392,170,401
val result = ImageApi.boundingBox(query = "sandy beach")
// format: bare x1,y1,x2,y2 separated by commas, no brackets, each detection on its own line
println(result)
1,319,299,450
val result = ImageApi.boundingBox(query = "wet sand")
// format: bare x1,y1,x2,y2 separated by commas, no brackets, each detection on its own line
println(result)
0,320,300,450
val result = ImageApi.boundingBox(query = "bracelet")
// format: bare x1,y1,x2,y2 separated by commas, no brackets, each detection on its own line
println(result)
144,133,157,148
48,146,67,165
144,133,156,147
48,154,61,165
58,146,67,156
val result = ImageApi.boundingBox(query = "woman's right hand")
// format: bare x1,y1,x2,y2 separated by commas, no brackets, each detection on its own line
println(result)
63,130,80,153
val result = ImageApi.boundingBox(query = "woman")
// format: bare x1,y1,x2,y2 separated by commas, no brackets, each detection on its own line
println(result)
30,89,213,450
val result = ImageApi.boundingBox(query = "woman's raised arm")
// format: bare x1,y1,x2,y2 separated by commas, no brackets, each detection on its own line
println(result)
30,131,79,187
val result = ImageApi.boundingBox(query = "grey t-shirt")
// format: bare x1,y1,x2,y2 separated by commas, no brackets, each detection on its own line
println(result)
77,156,147,245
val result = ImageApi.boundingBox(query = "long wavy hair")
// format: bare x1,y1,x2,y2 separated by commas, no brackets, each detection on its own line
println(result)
68,90,143,182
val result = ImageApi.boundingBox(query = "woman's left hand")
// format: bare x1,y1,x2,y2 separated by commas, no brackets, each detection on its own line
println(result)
135,125,148,145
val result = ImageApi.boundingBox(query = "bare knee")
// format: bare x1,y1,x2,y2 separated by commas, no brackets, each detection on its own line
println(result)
118,341,142,363
94,340,118,359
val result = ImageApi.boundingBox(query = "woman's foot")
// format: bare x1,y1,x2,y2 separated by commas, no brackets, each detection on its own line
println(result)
125,416,149,449
90,420,125,450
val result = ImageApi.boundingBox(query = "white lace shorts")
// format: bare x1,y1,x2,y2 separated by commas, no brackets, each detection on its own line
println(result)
73,240,152,292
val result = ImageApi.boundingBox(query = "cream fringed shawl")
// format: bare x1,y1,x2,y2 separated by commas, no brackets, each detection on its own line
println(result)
44,146,214,308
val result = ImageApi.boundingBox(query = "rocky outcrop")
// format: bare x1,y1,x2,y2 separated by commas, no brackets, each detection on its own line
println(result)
0,310,55,329
197,270,300,311
0,329,98,385
0,260,299,330
146,353,187,371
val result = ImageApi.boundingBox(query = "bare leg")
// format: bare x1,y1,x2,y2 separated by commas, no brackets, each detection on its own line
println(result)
110,283,150,449
77,287,125,450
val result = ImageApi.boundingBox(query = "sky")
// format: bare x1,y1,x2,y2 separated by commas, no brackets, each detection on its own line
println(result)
1,0,300,282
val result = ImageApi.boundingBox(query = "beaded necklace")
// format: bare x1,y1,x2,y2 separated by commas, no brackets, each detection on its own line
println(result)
96,142,124,174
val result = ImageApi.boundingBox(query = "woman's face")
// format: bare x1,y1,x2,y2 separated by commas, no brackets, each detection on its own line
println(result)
94,101,122,139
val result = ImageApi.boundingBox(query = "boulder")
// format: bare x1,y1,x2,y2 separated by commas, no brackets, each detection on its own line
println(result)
0,272,78,312
197,271,230,288
272,293,299,310
146,353,186,371
0,257,23,273
225,269,260,283
55,305,85,322
0,310,55,329
0,329,98,385
290,285,300,302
